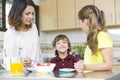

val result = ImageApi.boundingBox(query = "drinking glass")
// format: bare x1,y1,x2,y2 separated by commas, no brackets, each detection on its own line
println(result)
10,57,23,74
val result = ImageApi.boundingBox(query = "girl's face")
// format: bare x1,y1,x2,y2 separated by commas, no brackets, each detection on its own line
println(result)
79,19,89,34
21,5,35,25
55,39,69,54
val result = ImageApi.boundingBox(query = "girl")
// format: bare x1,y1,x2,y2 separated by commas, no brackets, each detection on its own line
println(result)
74,5,113,72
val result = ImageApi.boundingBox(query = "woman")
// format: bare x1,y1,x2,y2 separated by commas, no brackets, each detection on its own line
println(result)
3,0,43,67
74,5,113,72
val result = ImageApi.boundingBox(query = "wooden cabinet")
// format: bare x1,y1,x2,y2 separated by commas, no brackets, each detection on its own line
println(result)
95,0,115,26
40,0,57,31
40,0,120,31
115,0,120,25
40,0,76,31
75,0,94,27
57,0,75,29
76,0,120,27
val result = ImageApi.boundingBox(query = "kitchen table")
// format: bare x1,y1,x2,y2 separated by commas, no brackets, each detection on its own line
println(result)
0,66,120,80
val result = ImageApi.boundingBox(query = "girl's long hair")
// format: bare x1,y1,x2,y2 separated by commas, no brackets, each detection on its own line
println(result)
78,5,106,55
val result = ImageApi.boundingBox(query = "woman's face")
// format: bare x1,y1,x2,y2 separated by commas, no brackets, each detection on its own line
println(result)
55,39,69,54
79,19,89,34
22,5,35,25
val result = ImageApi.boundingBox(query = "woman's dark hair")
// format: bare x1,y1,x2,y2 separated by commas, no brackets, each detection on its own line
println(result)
78,5,106,55
8,0,35,31
52,34,71,56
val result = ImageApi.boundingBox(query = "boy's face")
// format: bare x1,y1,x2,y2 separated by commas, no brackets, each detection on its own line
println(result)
55,39,69,54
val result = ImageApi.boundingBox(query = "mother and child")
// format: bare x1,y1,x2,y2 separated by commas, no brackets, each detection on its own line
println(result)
3,0,113,73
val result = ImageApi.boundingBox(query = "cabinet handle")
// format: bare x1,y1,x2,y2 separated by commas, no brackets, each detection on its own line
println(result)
54,18,57,27
117,13,120,24
118,12,120,24
59,18,62,27
110,13,113,23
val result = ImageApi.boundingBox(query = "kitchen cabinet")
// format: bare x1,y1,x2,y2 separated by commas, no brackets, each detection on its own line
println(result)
40,0,76,31
75,0,94,27
75,0,120,27
57,0,75,29
76,0,120,27
95,0,116,26
115,0,120,25
40,0,120,31
40,0,57,31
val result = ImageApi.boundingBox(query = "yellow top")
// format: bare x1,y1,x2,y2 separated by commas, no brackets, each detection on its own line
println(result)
83,31,113,72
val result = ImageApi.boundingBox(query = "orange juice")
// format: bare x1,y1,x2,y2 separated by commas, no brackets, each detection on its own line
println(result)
10,62,23,73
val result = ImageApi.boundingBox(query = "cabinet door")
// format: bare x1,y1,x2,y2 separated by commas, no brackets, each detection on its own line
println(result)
115,0,120,25
75,0,94,27
57,0,75,29
95,0,115,26
40,0,57,31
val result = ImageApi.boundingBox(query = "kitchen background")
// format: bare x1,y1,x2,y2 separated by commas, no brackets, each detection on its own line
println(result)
0,0,120,62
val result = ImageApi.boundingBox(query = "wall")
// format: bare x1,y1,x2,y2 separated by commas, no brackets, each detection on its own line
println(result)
0,28,120,58
0,32,4,41
40,28,120,44
40,29,86,44
40,28,120,59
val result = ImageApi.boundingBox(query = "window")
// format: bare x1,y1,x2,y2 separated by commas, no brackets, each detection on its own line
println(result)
0,0,7,31
6,1,12,29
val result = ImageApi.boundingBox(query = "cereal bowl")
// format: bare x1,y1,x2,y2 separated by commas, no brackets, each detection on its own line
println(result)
34,63,56,74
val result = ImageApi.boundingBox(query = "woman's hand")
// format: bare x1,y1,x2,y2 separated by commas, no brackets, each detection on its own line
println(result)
74,60,84,72
22,57,32,67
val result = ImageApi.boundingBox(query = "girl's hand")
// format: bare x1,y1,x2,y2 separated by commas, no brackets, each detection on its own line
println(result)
74,60,84,72
22,57,32,67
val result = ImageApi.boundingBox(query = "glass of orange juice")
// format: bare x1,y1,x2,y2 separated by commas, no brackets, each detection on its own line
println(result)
10,57,23,75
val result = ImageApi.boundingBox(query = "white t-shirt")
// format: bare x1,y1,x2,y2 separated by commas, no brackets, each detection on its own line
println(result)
3,24,43,64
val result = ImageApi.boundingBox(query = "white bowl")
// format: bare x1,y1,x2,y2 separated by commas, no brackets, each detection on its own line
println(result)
34,63,56,73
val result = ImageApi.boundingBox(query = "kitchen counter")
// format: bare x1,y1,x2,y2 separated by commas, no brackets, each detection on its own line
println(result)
0,66,120,80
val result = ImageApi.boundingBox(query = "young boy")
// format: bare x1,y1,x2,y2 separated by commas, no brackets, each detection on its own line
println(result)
50,34,78,71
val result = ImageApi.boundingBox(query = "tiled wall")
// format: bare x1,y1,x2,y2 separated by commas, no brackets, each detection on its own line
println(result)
40,42,86,62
